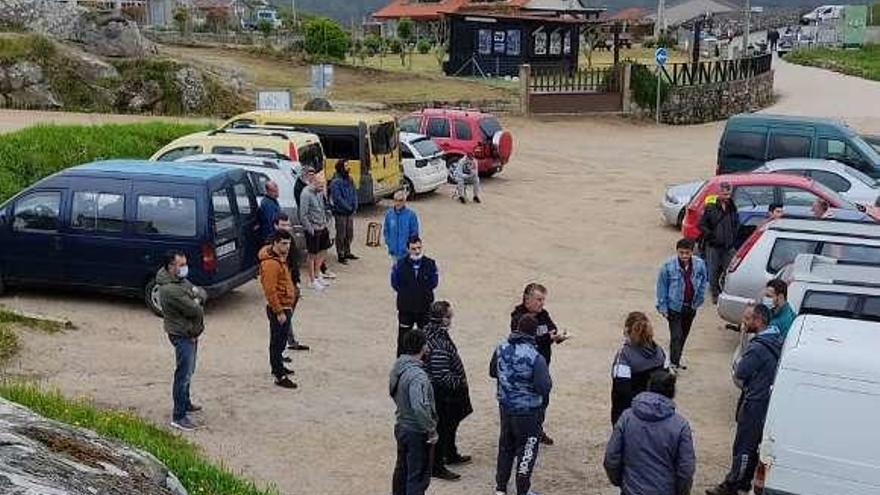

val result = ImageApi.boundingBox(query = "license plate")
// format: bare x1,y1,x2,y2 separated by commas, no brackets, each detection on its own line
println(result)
216,241,236,258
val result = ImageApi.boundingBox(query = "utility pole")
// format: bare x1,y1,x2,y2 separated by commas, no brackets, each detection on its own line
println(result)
291,0,297,26
655,0,666,38
742,0,751,55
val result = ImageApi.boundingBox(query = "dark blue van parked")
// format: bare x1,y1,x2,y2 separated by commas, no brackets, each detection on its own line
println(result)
0,160,261,314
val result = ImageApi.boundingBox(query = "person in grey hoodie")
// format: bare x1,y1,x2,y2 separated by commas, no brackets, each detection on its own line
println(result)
299,177,332,291
390,329,438,495
611,312,668,425
604,370,696,495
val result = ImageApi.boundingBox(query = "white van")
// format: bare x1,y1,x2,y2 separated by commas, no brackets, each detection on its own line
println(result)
756,315,880,495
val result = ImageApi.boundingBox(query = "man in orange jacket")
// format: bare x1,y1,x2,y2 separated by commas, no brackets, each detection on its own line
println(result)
259,229,298,389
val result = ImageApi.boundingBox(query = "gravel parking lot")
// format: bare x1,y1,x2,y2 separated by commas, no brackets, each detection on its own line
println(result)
3,59,880,495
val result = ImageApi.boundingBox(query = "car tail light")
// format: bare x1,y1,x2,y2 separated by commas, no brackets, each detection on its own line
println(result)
201,243,217,273
288,142,299,162
729,227,764,273
753,461,768,495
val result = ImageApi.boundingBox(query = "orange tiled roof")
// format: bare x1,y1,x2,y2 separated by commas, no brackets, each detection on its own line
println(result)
373,0,530,21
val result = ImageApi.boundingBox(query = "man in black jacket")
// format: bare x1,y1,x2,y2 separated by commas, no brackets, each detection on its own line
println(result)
425,301,472,481
509,283,569,446
699,182,739,304
391,237,439,357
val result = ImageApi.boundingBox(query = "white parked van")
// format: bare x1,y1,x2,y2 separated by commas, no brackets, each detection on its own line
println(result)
756,314,880,495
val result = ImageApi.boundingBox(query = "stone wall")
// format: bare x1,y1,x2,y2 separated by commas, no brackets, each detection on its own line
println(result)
660,71,774,125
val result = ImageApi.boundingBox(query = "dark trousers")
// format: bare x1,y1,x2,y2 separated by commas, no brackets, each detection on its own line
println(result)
434,408,462,469
724,397,770,490
396,311,428,357
169,335,197,421
392,426,432,495
267,307,292,378
495,409,542,495
335,214,354,259
706,246,736,298
668,307,697,366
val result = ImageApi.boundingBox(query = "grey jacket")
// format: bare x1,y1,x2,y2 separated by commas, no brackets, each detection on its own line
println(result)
604,392,696,495
299,185,329,234
389,355,437,435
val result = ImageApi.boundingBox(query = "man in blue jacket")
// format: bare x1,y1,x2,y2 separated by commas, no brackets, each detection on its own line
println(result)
258,181,282,241
490,314,552,495
329,160,359,265
385,190,420,260
604,370,696,495
391,237,438,357
656,238,708,370
707,304,783,495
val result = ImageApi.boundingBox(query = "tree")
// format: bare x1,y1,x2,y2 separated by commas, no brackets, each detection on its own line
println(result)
396,17,415,67
204,7,229,33
257,19,274,36
173,7,188,33
364,33,383,56
304,16,350,61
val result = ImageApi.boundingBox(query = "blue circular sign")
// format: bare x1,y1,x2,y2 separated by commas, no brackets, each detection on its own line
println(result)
655,47,668,66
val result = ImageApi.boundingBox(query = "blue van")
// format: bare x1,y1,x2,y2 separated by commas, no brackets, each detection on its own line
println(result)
718,114,880,177
0,160,261,314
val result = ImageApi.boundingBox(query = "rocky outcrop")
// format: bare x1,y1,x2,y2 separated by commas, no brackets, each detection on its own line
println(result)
0,0,156,58
0,61,61,108
0,398,187,494
174,67,206,113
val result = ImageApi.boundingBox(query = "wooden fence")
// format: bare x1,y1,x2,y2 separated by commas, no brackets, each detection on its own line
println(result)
529,66,619,94
665,53,772,87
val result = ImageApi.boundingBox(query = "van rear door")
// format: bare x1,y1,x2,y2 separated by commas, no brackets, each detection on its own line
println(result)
719,125,768,174
368,120,401,198
209,182,245,281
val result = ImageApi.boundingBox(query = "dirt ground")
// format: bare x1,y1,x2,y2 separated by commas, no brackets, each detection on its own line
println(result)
3,59,880,495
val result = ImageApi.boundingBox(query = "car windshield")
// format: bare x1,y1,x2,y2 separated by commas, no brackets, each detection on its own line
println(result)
846,165,878,187
853,134,880,164
411,137,441,157
479,117,502,140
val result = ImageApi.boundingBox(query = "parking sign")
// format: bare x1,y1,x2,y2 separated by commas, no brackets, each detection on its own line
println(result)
655,47,668,67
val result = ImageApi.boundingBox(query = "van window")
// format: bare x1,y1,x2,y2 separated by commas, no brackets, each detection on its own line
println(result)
135,195,196,237
860,297,880,322
724,131,766,161
212,189,236,238
71,192,124,232
13,191,61,232
299,143,325,171
768,134,812,160
370,122,397,155
454,120,473,140
158,146,202,162
233,182,254,216
801,291,853,318
399,116,420,133
248,172,271,196
733,185,774,208
818,138,867,169
212,146,247,155
479,117,503,140
426,118,450,138
809,170,850,193
781,186,822,207
768,239,819,272
321,135,360,160
229,119,255,128
412,137,441,157
819,243,880,264
251,148,287,159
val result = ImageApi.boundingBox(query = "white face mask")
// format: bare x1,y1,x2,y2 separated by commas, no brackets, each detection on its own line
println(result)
178,265,189,279
762,296,775,309
410,253,423,261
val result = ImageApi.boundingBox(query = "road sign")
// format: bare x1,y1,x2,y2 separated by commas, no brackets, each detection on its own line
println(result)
655,47,668,67
256,89,292,111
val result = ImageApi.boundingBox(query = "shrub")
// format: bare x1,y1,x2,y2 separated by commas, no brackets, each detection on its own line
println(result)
388,37,402,54
0,123,210,204
364,33,383,56
417,39,431,54
631,63,669,112
303,16,350,61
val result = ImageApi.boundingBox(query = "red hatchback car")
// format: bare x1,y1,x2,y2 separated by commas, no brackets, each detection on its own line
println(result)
399,108,514,175
681,173,880,240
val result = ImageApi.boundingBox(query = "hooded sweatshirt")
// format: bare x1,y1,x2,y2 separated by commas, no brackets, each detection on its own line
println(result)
156,267,205,338
299,185,329,234
604,392,696,495
736,326,784,403
258,245,296,315
489,332,552,415
389,354,437,435
611,341,668,425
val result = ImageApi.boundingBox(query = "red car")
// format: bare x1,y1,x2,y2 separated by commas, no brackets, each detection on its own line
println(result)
398,108,514,175
681,173,880,240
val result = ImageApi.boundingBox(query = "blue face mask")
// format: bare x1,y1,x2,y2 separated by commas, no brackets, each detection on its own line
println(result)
178,265,189,279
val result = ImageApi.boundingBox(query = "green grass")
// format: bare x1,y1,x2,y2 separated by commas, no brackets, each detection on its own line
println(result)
0,122,211,203
786,45,880,82
0,382,276,495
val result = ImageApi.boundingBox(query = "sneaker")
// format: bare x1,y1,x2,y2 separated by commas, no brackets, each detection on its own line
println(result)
282,367,295,375
705,484,739,495
474,196,482,204
459,196,466,204
322,270,337,279
540,432,554,446
186,403,202,413
337,257,349,265
310,280,326,292
170,417,197,432
432,466,461,481
495,492,506,495
447,454,472,465
275,376,298,389
346,254,360,260
283,356,292,363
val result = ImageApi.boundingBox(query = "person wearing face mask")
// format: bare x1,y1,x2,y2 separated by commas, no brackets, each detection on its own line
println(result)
699,182,739,304
384,190,421,261
424,301,473,481
656,238,708,371
391,237,438,357
707,304,783,495
157,250,207,432
610,312,668,425
763,279,796,339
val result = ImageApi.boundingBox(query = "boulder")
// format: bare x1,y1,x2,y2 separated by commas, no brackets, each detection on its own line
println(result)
174,66,206,113
74,14,158,59
303,97,334,112
6,61,45,91
0,398,187,494
6,84,62,109
57,44,120,81
121,79,164,112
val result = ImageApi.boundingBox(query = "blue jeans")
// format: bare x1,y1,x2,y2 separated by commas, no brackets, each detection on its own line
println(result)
169,335,197,421
392,426,432,495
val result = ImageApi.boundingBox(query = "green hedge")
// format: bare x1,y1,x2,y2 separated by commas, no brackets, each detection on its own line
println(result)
0,122,211,203
0,382,275,495
631,63,669,112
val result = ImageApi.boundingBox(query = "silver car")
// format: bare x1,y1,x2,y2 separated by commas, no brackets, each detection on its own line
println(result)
755,159,880,207
718,218,880,325
660,180,703,227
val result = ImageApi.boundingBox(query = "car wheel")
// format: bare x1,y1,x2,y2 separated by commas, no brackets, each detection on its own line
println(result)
404,178,416,200
144,278,163,317
676,208,686,228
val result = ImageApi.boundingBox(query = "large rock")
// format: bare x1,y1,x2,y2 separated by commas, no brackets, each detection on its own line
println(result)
5,61,45,91
120,79,164,111
6,84,61,109
0,398,187,494
57,44,120,81
73,14,158,58
174,66,206,113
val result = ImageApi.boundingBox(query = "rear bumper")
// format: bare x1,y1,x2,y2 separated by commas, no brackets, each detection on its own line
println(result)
410,168,449,193
476,157,503,174
203,266,258,299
